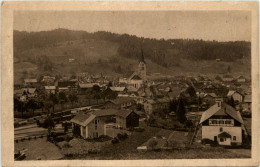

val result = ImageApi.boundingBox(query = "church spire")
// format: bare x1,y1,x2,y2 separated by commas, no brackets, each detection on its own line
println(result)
140,46,145,63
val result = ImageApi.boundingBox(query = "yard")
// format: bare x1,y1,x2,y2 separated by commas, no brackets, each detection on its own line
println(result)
15,137,64,160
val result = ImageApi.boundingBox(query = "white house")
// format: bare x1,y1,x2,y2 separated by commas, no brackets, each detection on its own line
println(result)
227,90,244,103
199,101,244,146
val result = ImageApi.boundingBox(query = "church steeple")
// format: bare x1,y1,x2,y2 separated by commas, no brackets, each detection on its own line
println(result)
140,46,145,63
138,46,147,84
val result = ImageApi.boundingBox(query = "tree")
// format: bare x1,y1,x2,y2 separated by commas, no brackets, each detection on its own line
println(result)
176,98,187,123
148,140,158,150
27,98,38,116
43,116,55,140
186,86,197,98
169,100,178,112
58,92,68,109
68,93,78,107
44,101,53,114
92,85,101,104
49,93,58,113
227,65,231,73
107,81,113,87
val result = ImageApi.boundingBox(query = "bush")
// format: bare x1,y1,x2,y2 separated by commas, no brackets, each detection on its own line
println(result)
62,142,72,148
201,138,218,146
134,127,145,132
111,137,119,144
117,133,128,140
184,120,193,128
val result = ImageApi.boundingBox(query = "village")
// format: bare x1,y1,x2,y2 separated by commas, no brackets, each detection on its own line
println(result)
13,50,252,160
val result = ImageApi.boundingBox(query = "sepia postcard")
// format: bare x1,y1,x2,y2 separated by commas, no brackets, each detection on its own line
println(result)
1,1,259,167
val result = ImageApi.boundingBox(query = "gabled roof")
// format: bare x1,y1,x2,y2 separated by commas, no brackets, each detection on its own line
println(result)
108,97,135,105
115,110,137,118
204,93,217,98
79,83,96,88
131,75,142,80
45,86,56,90
227,90,243,97
92,109,118,117
238,75,246,79
110,87,126,92
71,111,96,126
24,79,37,83
223,74,233,78
244,95,252,103
200,102,243,124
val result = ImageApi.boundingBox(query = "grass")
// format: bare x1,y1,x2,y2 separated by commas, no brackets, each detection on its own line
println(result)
14,137,63,160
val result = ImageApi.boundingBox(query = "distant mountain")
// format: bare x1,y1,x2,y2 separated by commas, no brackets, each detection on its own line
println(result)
14,29,251,68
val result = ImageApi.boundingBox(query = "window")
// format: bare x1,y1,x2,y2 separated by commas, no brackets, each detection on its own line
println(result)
233,136,236,141
212,120,217,124
214,136,217,142
225,120,231,124
220,127,223,132
220,138,224,142
95,120,98,130
219,120,224,124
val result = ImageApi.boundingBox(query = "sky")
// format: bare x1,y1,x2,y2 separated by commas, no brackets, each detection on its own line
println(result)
14,11,251,42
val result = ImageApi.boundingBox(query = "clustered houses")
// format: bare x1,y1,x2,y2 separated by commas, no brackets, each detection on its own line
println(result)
71,109,139,138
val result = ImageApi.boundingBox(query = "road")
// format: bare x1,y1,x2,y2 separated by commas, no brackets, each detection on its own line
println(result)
14,124,64,140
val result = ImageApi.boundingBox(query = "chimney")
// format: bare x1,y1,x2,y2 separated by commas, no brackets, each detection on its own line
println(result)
215,97,223,107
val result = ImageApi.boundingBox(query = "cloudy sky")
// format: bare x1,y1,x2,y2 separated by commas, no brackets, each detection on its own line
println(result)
14,11,251,41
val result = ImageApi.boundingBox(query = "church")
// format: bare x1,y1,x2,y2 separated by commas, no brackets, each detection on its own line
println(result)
120,48,147,92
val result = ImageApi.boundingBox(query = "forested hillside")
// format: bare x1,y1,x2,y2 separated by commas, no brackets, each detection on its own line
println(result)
14,29,251,68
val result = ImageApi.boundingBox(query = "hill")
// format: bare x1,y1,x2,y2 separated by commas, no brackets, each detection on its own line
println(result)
13,29,251,84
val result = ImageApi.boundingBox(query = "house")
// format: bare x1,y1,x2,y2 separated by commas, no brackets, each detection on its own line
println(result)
115,110,139,129
199,101,244,146
44,86,56,94
143,97,170,115
203,93,217,106
242,95,252,112
41,76,55,85
237,76,246,83
71,109,139,138
222,74,234,82
58,87,70,93
24,79,37,87
109,87,127,93
102,97,135,109
78,83,96,94
227,90,244,103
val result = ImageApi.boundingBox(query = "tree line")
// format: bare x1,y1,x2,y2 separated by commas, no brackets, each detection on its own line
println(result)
14,29,250,68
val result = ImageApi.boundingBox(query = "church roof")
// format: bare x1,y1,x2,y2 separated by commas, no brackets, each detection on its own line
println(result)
131,75,142,80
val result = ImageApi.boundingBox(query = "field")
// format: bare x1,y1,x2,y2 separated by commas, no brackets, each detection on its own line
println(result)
15,137,64,160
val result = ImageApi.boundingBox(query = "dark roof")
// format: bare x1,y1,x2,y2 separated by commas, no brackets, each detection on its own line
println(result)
115,110,136,118
218,131,231,138
109,97,135,105
223,74,233,78
92,109,118,116
244,95,251,103
131,75,142,80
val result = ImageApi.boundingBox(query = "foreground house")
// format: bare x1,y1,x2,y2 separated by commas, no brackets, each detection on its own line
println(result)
199,101,244,146
71,109,139,138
